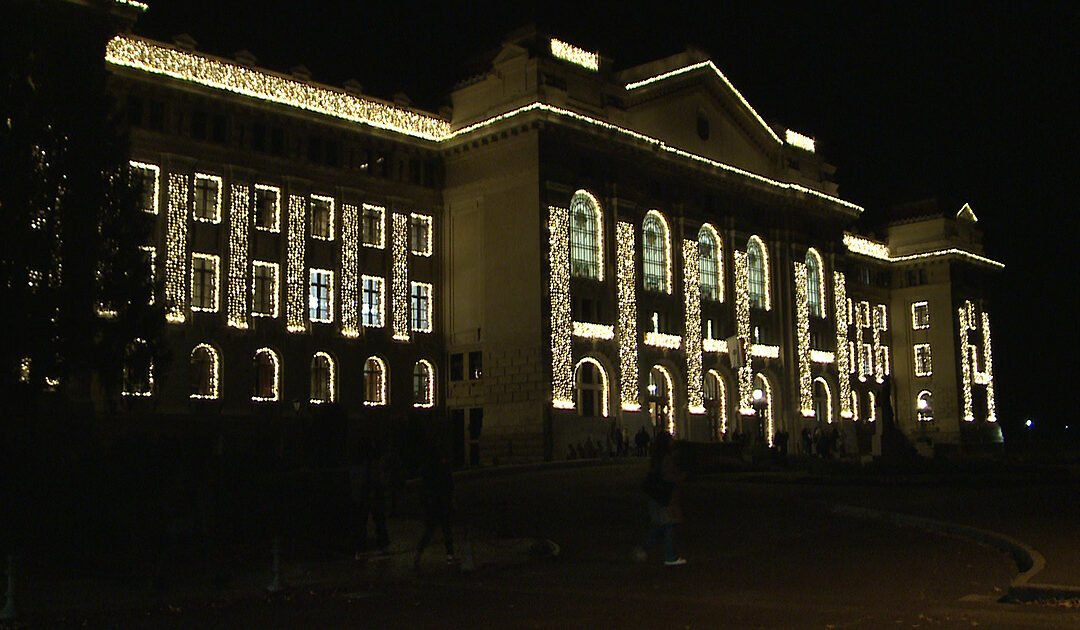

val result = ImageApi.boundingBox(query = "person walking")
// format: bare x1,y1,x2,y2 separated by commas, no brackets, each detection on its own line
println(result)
634,431,686,566
413,441,455,569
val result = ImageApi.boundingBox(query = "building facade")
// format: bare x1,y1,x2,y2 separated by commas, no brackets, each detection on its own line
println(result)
101,20,1002,464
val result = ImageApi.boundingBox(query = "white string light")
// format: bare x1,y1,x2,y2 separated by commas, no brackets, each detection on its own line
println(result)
550,38,599,71
227,184,249,329
392,213,410,341
616,221,640,411
683,239,704,415
286,195,306,332
165,173,188,323
341,203,359,338
549,206,573,409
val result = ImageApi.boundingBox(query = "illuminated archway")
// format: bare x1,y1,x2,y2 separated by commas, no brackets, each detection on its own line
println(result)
648,365,675,434
813,377,832,424
574,357,610,418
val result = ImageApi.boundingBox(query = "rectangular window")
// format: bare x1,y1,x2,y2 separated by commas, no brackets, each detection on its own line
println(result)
361,275,384,327
912,301,930,329
450,353,464,381
409,212,433,256
914,344,932,377
311,194,334,240
252,261,279,317
860,343,873,377
361,203,385,248
193,173,222,223
876,304,888,331
410,281,432,332
129,161,159,214
848,341,856,374
254,184,280,231
141,246,156,305
468,351,482,380
309,268,333,323
191,253,220,312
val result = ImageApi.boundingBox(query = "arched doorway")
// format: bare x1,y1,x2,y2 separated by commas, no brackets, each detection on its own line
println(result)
648,365,675,435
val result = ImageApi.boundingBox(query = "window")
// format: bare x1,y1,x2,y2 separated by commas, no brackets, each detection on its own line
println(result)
703,370,727,440
570,190,602,280
860,343,873,379
191,253,219,312
361,203,385,248
912,301,930,329
914,344,932,377
917,390,933,422
867,391,877,422
698,224,720,301
642,211,669,293
130,161,159,214
449,353,464,381
574,358,608,418
813,378,831,423
122,339,153,397
193,173,221,223
361,275,384,327
363,356,386,405
190,344,219,399
649,366,675,434
311,194,334,240
410,282,432,332
310,352,334,403
140,246,156,305
409,213,432,256
805,249,823,317
413,360,434,408
252,261,279,318
309,269,333,323
468,351,482,380
747,236,768,309
254,184,280,231
253,348,279,401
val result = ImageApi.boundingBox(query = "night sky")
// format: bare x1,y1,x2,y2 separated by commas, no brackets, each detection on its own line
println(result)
131,2,1079,436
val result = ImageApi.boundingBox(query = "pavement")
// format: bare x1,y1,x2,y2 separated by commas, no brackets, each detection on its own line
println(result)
3,456,1080,628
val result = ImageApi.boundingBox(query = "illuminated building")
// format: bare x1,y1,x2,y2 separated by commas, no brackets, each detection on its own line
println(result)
101,22,1001,463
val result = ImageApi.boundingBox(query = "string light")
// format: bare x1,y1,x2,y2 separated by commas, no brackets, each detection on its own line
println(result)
785,129,816,153
703,338,729,353
814,377,832,423
652,365,676,433
643,210,673,294
810,350,834,364
252,347,280,402
754,373,775,446
849,391,858,422
572,190,604,281
310,194,335,240
834,271,852,418
311,351,336,403
699,223,723,302
616,221,640,411
805,248,826,315
129,161,159,214
683,239,704,415
286,195,306,333
392,213,410,341
575,357,610,417
624,61,783,145
914,343,933,378
751,345,780,359
734,251,753,414
190,343,219,399
308,269,334,323
363,356,387,406
867,391,876,422
842,233,890,260
114,0,148,11
121,339,153,397
549,206,573,409
982,312,996,422
844,232,1004,269
190,253,220,313
362,204,386,248
572,322,614,339
414,359,435,408
254,184,280,232
872,303,888,383
958,304,973,421
361,275,385,327
644,332,682,350
706,369,728,436
141,246,156,305
550,38,599,71
193,173,222,223
747,235,771,310
106,36,452,141
341,203,359,337
794,261,812,416
165,173,188,323
227,184,249,329
251,261,279,318
411,281,433,333
409,213,433,256
912,301,930,329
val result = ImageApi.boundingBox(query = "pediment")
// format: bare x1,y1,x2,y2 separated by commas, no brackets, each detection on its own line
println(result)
956,202,979,223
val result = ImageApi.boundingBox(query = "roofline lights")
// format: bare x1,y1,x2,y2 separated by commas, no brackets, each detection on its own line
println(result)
550,38,599,71
843,233,1003,269
785,129,816,153
624,60,783,145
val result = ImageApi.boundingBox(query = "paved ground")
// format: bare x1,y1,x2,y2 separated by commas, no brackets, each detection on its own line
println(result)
6,459,1080,628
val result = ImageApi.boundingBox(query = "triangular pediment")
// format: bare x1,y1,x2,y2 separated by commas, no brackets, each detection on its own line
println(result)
956,202,979,223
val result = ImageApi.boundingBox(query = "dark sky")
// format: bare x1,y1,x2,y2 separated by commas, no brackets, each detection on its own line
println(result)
131,1,1079,433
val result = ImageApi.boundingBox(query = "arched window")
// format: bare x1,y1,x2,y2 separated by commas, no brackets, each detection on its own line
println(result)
642,211,670,293
805,248,824,317
190,343,219,399
574,357,609,418
310,352,335,403
413,359,435,408
253,348,280,401
867,391,877,422
917,390,933,422
752,373,774,445
122,339,153,397
747,236,769,309
704,369,727,439
569,190,603,280
364,356,387,406
648,365,675,434
698,224,721,301
813,377,832,423
849,390,859,422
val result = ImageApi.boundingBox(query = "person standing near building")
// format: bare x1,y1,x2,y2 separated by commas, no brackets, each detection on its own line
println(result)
634,431,687,566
